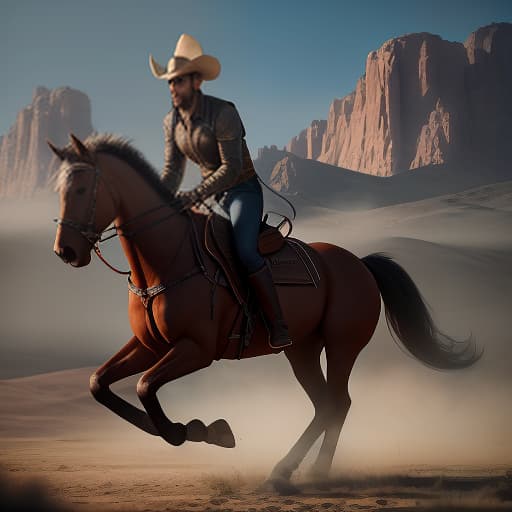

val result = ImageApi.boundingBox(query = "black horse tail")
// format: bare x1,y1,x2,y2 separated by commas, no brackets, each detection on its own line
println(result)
361,253,482,370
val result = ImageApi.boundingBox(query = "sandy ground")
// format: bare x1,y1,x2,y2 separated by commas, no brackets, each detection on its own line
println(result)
1,181,512,511
2,437,511,511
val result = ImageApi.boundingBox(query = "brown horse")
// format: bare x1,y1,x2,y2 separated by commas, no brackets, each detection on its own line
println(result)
49,133,480,490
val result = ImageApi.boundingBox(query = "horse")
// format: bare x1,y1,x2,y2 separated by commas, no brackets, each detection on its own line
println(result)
49,133,480,490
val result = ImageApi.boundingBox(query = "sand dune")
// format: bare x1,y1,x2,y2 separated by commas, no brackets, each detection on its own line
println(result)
1,181,511,510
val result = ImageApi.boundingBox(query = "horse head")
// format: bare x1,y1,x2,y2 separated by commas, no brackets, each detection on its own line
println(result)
49,133,119,267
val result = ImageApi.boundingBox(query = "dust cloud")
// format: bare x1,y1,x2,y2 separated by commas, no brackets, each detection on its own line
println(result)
1,182,511,474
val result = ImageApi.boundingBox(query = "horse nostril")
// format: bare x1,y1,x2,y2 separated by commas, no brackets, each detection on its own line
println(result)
57,246,76,263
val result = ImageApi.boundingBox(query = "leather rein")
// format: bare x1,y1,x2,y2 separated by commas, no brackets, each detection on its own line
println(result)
54,163,184,275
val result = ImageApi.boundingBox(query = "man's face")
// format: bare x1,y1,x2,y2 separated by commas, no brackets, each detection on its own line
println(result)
168,74,197,109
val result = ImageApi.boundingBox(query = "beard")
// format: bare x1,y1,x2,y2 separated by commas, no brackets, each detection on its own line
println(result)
173,88,197,111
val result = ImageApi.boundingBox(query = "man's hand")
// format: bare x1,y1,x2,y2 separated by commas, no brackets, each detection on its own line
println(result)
175,189,200,211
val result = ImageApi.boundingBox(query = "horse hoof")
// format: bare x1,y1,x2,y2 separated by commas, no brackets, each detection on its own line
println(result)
262,477,301,496
186,419,208,442
162,422,187,446
206,419,235,448
306,470,331,490
256,478,275,493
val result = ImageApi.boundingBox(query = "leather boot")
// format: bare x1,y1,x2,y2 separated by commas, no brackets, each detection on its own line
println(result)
248,264,293,349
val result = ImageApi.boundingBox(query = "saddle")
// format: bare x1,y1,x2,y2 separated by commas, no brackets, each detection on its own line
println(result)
200,212,320,306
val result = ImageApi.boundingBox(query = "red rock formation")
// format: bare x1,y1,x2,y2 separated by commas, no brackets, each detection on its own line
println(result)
320,91,355,166
306,120,327,160
464,23,512,173
411,99,451,169
285,120,326,160
269,155,298,193
0,86,94,197
319,32,469,175
286,130,307,159
255,144,287,183
281,23,512,177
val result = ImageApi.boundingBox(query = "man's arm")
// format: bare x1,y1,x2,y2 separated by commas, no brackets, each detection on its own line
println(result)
161,111,186,197
194,103,243,200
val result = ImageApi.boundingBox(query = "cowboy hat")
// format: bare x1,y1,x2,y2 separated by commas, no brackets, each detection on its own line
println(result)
149,34,221,81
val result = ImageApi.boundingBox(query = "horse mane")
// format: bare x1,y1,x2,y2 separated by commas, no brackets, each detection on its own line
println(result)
54,133,173,202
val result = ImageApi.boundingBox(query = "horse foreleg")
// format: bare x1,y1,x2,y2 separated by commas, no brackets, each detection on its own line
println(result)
89,336,160,435
136,338,234,448
267,338,327,490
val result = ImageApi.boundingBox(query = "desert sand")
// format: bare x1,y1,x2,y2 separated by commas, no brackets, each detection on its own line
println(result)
1,182,512,510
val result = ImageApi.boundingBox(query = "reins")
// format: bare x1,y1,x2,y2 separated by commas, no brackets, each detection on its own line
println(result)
54,162,186,275
93,202,194,276
93,244,130,275
56,160,296,278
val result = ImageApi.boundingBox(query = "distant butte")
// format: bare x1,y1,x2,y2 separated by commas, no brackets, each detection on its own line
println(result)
0,86,94,198
263,23,512,180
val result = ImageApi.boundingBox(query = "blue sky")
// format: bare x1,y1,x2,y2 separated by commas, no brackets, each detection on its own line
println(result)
2,0,511,168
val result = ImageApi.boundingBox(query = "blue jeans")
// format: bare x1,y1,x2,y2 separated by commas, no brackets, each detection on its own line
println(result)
217,176,265,274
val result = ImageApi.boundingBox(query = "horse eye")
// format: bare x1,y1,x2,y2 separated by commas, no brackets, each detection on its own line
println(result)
76,186,87,195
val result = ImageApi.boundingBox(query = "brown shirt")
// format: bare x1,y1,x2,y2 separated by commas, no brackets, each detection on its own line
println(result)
161,90,256,198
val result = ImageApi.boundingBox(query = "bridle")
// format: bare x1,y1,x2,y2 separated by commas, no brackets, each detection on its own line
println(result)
54,161,185,274
54,165,104,245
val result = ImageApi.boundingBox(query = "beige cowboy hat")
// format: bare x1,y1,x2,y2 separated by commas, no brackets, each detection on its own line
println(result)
149,33,221,81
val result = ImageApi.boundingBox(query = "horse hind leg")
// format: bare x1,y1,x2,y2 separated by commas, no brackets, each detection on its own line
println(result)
307,257,379,483
307,339,360,483
267,334,328,492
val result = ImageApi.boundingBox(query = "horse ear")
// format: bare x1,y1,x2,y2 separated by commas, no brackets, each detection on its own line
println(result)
47,139,66,160
69,133,93,162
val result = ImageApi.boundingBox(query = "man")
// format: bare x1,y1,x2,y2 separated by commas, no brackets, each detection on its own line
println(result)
149,34,292,349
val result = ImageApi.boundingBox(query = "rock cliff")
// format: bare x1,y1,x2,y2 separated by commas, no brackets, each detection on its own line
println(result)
255,145,287,183
463,23,512,172
285,120,327,160
0,86,94,197
279,23,512,177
